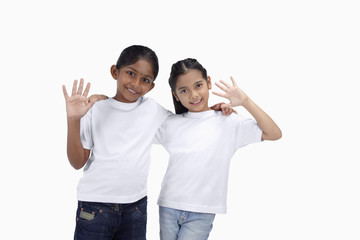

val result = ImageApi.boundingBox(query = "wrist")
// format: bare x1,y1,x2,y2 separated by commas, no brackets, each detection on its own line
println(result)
241,97,253,109
67,117,81,123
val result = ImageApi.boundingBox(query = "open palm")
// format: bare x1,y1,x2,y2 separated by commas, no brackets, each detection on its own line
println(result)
62,79,94,120
212,76,248,108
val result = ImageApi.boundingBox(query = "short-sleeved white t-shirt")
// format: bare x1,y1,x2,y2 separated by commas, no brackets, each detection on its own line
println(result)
79,97,171,203
154,110,262,214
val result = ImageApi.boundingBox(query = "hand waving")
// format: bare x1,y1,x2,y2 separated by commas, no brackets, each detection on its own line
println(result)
62,79,96,120
212,76,249,109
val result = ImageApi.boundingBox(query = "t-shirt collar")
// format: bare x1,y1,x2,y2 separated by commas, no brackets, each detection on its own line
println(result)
109,97,143,111
184,110,217,119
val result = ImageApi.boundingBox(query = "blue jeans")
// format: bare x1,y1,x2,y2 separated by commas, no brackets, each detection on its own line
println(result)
159,206,215,240
74,196,147,240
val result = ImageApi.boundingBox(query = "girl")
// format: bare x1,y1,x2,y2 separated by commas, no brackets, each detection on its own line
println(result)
63,45,171,240
154,58,282,240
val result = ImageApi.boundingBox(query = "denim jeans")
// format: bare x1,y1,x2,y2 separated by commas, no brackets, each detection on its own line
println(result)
159,206,215,240
74,196,147,240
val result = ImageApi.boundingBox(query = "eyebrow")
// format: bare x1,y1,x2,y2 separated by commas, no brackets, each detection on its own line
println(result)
177,80,204,91
127,67,154,80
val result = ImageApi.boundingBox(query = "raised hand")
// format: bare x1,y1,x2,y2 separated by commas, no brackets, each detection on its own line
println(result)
212,76,249,109
62,79,95,120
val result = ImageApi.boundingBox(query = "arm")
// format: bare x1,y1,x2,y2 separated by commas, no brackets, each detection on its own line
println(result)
62,79,99,169
212,76,282,141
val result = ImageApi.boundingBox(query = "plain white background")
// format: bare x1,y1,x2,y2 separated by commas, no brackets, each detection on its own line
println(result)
1,0,359,239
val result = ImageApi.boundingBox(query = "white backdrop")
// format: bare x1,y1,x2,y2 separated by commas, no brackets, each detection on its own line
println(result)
1,0,359,239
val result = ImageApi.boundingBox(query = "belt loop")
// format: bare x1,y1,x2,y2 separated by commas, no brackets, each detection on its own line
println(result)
114,204,120,211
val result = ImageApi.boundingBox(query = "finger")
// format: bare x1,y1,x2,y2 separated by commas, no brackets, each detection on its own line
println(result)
71,80,78,96
230,76,237,86
83,82,91,98
226,108,232,115
212,91,227,98
219,80,231,89
221,106,231,116
220,103,232,109
62,85,69,99
214,82,228,92
210,103,221,111
86,96,97,104
77,78,84,95
222,107,231,116
89,97,98,104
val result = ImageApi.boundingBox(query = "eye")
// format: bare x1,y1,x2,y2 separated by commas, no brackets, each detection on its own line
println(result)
196,83,203,88
180,89,187,94
142,78,150,83
127,71,135,77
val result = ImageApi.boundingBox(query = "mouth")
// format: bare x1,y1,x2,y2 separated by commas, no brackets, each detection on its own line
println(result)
190,99,202,105
126,87,139,95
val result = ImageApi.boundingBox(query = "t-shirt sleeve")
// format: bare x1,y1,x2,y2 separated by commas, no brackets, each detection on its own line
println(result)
80,108,93,150
153,122,165,145
153,101,173,145
233,115,263,149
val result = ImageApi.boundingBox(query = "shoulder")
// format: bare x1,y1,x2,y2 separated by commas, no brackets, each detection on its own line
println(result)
142,96,173,115
90,98,115,113
93,98,110,107
213,111,252,128
141,96,163,109
162,113,185,126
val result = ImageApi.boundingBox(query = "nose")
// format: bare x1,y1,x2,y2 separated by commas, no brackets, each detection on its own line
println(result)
131,77,141,89
190,90,199,99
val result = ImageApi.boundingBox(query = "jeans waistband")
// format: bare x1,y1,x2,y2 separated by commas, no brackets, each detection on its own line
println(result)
79,196,147,212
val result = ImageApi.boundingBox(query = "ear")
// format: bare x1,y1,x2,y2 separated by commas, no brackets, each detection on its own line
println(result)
110,65,119,80
207,76,212,90
148,82,155,92
172,90,179,101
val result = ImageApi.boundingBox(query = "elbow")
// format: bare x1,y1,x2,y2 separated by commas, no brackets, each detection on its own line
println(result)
71,163,83,170
67,150,88,170
68,156,86,170
274,129,282,140
271,127,282,140
262,128,282,141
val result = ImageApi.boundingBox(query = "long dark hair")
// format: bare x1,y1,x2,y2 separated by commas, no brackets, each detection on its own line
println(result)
116,45,159,81
168,58,208,114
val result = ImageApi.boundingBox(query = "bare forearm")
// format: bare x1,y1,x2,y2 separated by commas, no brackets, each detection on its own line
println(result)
67,119,88,169
242,98,282,141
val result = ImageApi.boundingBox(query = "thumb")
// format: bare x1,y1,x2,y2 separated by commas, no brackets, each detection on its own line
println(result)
89,97,98,104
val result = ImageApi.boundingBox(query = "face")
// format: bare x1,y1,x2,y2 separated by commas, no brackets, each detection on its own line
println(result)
111,59,155,103
173,70,212,112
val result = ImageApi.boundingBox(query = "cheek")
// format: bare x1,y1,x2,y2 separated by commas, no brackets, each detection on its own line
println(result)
178,95,188,105
203,89,210,98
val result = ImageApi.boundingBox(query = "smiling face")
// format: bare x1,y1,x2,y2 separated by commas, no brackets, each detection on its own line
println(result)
111,59,155,103
173,69,212,113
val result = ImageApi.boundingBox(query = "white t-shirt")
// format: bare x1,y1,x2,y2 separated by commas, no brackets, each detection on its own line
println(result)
79,97,171,203
154,110,262,214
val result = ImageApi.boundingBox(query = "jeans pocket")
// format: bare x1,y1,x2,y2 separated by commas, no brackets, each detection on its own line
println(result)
76,202,105,226
131,201,147,239
131,201,147,223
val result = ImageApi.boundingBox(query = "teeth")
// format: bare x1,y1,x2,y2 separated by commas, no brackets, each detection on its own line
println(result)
192,99,201,104
127,88,138,94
